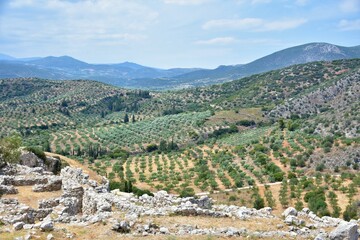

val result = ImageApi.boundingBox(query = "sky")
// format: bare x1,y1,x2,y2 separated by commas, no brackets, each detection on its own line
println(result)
0,0,359,69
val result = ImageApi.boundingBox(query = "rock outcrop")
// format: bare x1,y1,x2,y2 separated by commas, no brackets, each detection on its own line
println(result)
1,163,358,239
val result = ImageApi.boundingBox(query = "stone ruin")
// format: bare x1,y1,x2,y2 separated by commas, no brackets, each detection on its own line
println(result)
0,151,358,239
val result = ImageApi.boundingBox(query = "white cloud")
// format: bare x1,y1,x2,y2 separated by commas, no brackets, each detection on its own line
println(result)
295,0,309,6
203,18,263,30
5,0,158,44
163,0,209,5
260,19,308,31
338,19,360,31
340,0,360,13
235,0,271,5
203,18,307,31
8,0,34,8
195,37,236,45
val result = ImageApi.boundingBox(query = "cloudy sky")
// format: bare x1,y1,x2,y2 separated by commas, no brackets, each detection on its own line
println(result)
0,0,359,68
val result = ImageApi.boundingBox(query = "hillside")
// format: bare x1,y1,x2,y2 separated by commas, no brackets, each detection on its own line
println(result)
0,59,359,239
1,43,359,90
140,59,360,115
0,78,152,135
161,43,360,88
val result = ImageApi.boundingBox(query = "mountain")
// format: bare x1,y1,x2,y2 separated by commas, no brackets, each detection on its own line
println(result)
173,42,360,85
0,53,16,61
28,56,90,69
0,42,359,89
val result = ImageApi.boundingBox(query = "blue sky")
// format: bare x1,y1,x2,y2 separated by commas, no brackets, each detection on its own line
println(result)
0,0,359,68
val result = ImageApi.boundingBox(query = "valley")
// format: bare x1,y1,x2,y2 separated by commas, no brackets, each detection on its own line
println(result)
0,57,359,239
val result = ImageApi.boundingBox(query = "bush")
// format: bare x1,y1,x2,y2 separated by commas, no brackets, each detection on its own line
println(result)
146,144,158,152
236,120,256,127
0,135,22,166
109,180,153,197
25,146,46,161
180,187,195,197
343,201,359,221
304,188,330,217
229,195,237,201
253,196,265,210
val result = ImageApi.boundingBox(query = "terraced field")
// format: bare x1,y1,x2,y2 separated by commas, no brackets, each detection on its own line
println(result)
50,111,214,153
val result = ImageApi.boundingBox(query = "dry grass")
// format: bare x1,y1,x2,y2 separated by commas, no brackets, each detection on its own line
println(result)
2,186,62,209
205,108,263,126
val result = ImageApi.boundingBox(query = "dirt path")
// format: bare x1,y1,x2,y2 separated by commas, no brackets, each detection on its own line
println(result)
50,134,58,152
45,152,102,183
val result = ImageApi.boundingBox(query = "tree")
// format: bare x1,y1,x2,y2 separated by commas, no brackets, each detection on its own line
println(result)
328,191,341,218
131,114,136,123
252,186,265,210
264,185,276,209
279,179,289,208
159,140,168,153
278,119,286,130
343,201,359,221
304,187,330,217
0,134,22,167
123,113,129,123
294,182,304,211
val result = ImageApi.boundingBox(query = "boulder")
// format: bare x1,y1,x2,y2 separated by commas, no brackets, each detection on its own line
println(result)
44,156,61,174
13,221,25,230
191,196,213,209
111,220,131,233
329,221,359,240
20,151,43,168
314,233,328,240
282,207,298,218
284,215,304,226
160,227,170,234
40,220,54,231
47,234,54,240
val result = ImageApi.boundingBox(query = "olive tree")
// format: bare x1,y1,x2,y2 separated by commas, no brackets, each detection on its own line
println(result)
0,134,22,167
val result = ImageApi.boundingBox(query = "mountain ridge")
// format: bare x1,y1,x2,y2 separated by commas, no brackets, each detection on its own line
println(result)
1,42,359,89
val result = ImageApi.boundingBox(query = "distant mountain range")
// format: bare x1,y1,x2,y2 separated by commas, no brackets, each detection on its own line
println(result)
1,42,359,89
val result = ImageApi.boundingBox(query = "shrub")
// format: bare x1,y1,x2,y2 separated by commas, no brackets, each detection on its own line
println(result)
179,187,195,197
0,135,22,166
343,201,359,221
146,144,158,152
253,196,265,210
229,195,237,201
25,146,46,161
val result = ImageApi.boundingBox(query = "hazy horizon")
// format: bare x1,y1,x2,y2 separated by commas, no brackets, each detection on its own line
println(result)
0,0,359,68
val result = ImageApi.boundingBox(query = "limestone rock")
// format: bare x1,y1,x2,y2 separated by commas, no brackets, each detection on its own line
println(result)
0,184,18,194
33,177,62,192
160,227,170,234
314,233,328,240
13,221,25,230
282,207,298,218
20,151,43,168
38,198,60,209
44,156,61,174
329,221,359,240
47,234,54,240
111,220,131,233
40,220,54,231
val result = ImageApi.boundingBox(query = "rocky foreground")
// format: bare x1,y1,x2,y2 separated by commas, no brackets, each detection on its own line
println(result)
0,152,359,239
